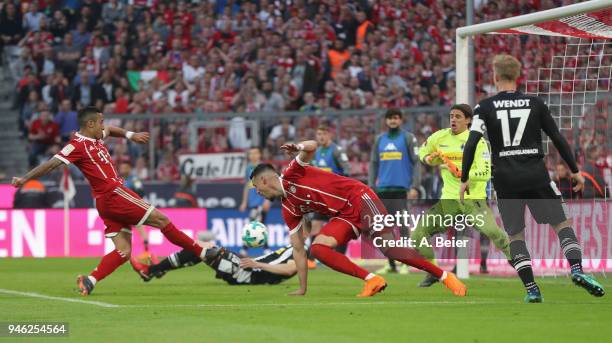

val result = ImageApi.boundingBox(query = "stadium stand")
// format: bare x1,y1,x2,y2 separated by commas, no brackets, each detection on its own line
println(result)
0,0,608,199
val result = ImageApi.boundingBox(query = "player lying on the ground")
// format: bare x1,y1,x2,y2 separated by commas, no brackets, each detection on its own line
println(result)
460,54,604,302
132,241,296,285
413,103,511,287
12,107,206,296
250,141,467,297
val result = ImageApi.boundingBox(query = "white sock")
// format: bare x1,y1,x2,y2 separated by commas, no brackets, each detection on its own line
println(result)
365,273,376,280
87,275,97,285
439,271,447,281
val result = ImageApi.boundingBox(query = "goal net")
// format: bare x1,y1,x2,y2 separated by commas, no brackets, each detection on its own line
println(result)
455,1,611,278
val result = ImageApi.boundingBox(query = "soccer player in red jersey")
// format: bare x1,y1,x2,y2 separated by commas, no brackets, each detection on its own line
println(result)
250,140,467,297
12,107,205,296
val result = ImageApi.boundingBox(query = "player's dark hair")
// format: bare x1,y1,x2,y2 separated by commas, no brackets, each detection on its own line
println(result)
246,147,262,159
78,106,101,127
450,104,473,118
250,163,278,180
384,108,402,119
317,124,330,132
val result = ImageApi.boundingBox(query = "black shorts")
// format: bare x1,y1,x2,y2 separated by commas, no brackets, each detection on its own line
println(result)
377,190,410,237
496,181,569,235
376,191,408,215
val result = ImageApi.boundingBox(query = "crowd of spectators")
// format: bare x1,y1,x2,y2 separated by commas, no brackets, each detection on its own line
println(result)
1,0,609,198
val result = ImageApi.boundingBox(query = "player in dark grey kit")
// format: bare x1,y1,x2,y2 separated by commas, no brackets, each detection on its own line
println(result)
460,54,604,303
132,241,296,285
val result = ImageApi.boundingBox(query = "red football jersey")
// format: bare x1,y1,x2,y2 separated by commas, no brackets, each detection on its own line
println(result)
280,157,369,233
54,132,123,198
30,119,59,145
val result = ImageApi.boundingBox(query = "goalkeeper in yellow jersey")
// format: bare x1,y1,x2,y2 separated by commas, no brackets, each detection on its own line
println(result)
412,104,511,287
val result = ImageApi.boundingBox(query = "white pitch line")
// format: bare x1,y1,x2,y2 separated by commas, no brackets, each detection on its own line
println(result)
121,300,498,309
0,288,120,308
0,289,500,309
472,277,581,284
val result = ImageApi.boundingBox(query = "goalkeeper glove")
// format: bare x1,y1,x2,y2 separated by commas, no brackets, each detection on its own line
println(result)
425,151,443,166
440,154,462,178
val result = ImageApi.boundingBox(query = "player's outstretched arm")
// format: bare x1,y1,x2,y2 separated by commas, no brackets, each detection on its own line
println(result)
540,104,584,191
459,131,483,202
239,182,249,212
418,133,443,166
12,157,64,188
332,145,352,176
405,133,421,194
461,131,482,183
104,126,150,144
239,258,297,276
281,140,317,165
288,229,308,295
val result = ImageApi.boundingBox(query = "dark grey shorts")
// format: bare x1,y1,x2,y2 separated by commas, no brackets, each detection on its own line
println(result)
496,181,569,235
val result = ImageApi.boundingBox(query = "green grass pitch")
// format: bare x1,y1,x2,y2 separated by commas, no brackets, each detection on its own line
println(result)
1,258,611,343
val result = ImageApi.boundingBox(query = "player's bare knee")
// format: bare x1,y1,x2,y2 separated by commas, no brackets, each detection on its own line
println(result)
509,231,525,241
146,209,169,228
552,219,572,233
118,247,131,258
111,231,132,254
313,234,337,248
158,214,170,227
112,240,131,259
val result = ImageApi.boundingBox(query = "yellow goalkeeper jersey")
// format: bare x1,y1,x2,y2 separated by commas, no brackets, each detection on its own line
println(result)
419,128,491,199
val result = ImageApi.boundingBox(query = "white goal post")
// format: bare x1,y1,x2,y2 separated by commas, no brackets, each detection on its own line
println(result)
456,0,611,106
454,0,612,279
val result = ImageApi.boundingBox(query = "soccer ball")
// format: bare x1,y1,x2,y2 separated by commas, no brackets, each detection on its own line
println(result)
242,221,268,248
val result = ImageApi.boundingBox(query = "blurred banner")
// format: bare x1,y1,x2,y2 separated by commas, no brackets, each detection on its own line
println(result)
0,208,291,258
0,209,207,258
130,183,243,209
0,202,610,275
179,153,247,181
0,185,16,208
0,183,245,209
358,200,611,275
465,200,611,275
206,209,290,249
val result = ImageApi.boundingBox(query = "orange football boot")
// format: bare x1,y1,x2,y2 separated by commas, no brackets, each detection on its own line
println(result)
307,259,317,269
356,275,387,297
442,272,467,296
